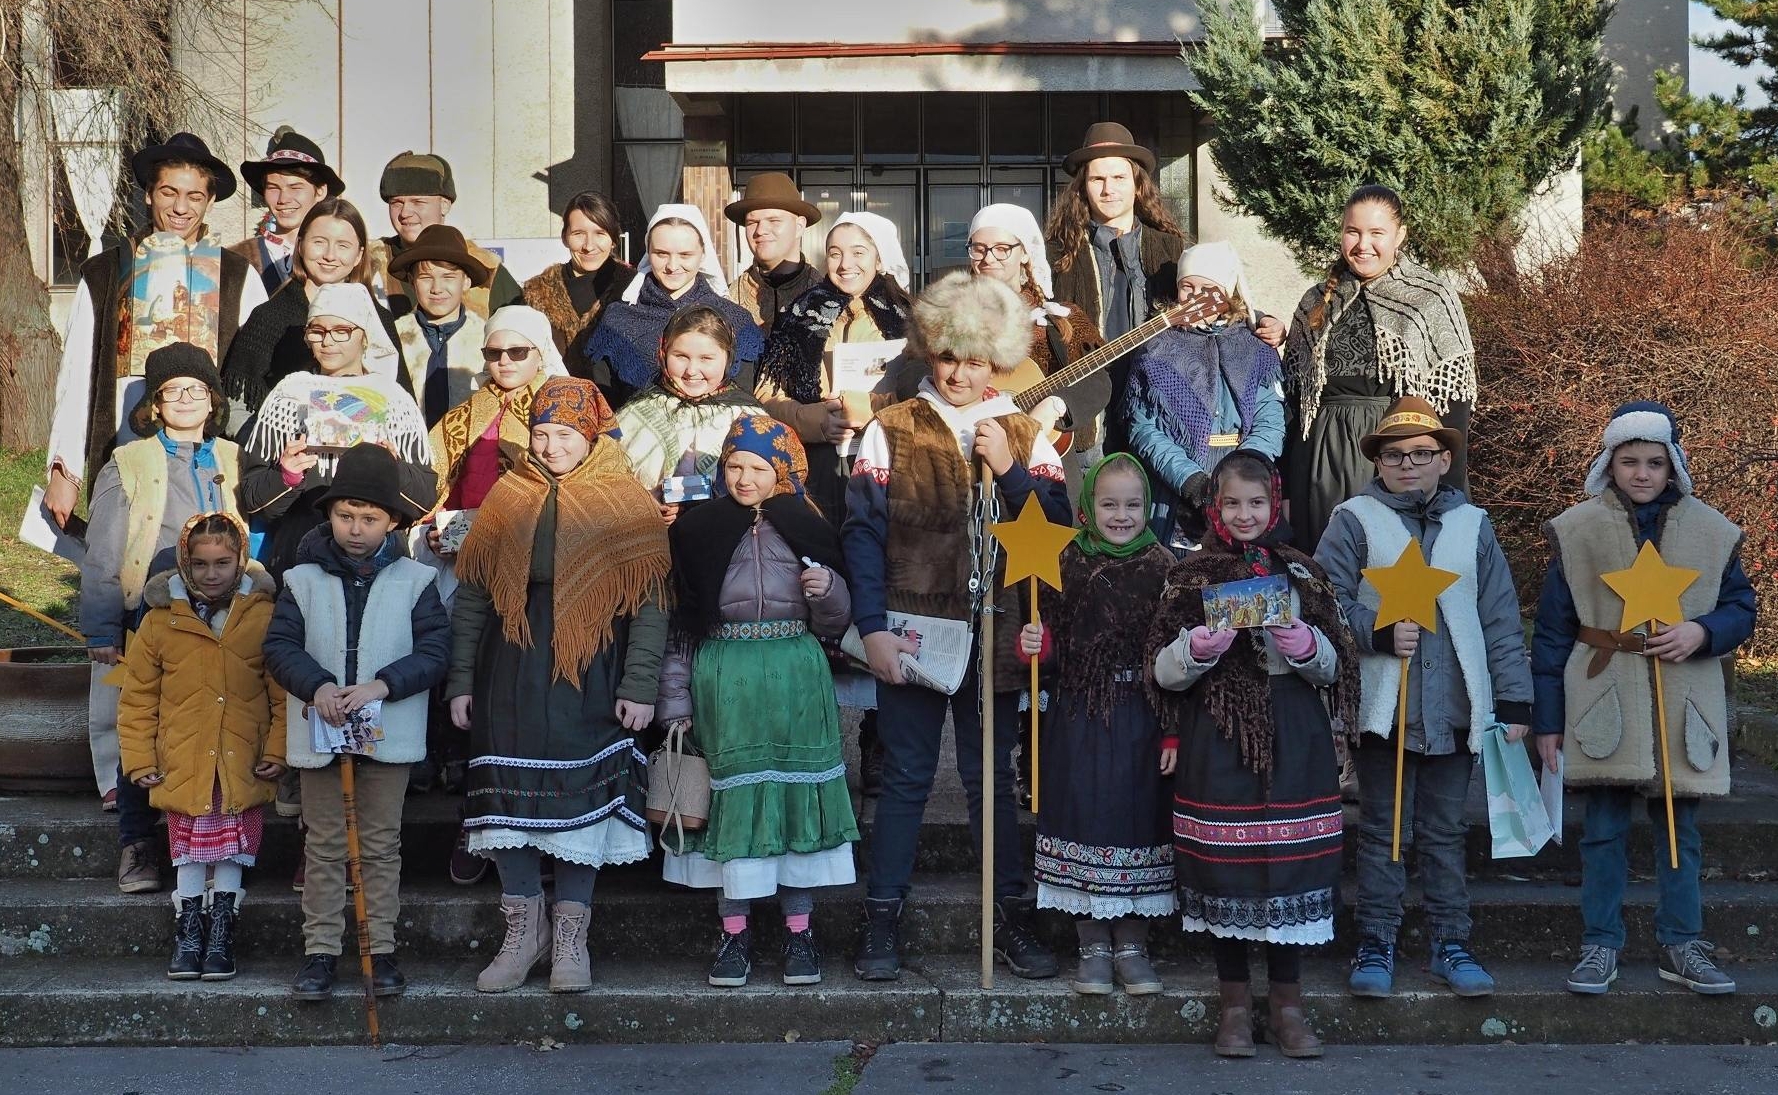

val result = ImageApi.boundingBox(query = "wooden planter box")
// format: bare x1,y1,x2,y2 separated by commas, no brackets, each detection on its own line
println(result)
0,648,93,791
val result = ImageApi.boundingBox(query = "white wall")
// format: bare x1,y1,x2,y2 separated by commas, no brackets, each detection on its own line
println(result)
669,0,1207,44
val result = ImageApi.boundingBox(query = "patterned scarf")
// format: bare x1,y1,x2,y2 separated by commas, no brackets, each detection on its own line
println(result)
583,275,764,390
1072,452,1159,559
176,511,250,625
713,414,811,500
1049,540,1175,723
1202,457,1294,578
123,230,224,375
428,374,548,509
1126,326,1276,469
756,275,912,404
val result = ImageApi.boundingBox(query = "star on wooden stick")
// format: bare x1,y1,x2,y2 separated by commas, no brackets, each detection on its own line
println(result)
991,494,1077,591
1362,538,1459,633
1601,540,1699,631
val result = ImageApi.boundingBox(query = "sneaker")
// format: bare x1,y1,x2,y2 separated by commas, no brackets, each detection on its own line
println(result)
290,857,305,894
782,928,822,986
371,954,407,996
708,929,752,987
291,954,337,1000
853,898,903,981
1659,940,1736,995
117,839,162,894
1429,939,1496,997
100,788,118,813
1566,944,1618,994
993,897,1059,979
1347,935,1395,997
449,826,489,886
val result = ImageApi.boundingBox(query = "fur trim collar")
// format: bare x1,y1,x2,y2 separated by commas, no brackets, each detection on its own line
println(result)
144,561,276,609
1585,409,1693,496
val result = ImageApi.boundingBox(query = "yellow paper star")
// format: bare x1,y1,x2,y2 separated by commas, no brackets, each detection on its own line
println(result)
1600,540,1700,631
1362,538,1459,633
991,494,1077,592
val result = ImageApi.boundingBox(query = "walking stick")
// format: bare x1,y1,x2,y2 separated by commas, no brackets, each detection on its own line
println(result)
1028,575,1041,816
978,463,997,991
0,590,85,643
1392,657,1409,862
1649,632,1680,870
340,755,382,1046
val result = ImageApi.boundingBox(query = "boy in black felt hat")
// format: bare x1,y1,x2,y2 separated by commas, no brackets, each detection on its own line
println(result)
231,127,347,295
262,443,450,1001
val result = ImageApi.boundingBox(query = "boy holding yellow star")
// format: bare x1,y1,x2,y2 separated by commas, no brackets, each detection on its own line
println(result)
1532,402,1756,997
1315,396,1533,1000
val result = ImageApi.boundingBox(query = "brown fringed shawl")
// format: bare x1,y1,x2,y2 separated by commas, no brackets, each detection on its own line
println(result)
455,438,671,687
1145,544,1361,779
1047,541,1175,722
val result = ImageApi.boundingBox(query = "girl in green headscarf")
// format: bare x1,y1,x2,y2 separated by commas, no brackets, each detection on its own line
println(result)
1016,452,1177,996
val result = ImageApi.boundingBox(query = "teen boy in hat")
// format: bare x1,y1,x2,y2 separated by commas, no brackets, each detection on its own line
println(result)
725,173,823,328
232,127,346,294
367,151,522,320
388,224,493,424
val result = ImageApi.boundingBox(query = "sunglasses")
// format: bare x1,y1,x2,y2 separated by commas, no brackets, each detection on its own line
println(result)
481,346,536,363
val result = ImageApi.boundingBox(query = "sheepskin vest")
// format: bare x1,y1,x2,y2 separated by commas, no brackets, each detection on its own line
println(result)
1550,494,1739,797
280,557,435,768
113,437,241,610
1340,494,1495,752
878,398,1038,689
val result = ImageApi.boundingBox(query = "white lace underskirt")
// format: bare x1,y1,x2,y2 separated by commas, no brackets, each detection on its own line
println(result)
1181,915,1333,946
1037,883,1177,920
467,816,650,868
661,844,856,900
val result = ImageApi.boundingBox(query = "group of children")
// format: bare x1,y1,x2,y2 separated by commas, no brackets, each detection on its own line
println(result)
96,248,1754,1055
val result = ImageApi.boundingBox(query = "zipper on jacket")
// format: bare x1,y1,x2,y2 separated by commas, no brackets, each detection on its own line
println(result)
751,505,765,621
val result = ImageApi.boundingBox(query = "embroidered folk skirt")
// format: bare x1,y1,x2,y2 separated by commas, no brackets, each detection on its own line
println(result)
166,782,264,866
662,622,860,900
1035,684,1177,918
1173,673,1342,945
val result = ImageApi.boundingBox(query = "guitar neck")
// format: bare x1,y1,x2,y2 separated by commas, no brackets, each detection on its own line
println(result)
1012,309,1179,412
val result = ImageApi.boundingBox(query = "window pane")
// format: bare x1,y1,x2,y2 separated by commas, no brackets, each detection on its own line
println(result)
988,167,1046,228
1106,94,1159,155
988,93,1044,161
1048,93,1102,162
798,94,854,164
926,183,980,279
798,170,856,263
861,182,917,284
861,94,920,163
922,93,980,163
612,0,671,88
736,94,793,166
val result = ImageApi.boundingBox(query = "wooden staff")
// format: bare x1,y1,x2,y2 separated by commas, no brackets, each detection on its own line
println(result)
978,462,997,991
339,755,381,1046
1028,575,1040,816
0,590,85,643
1649,625,1680,869
1392,657,1409,862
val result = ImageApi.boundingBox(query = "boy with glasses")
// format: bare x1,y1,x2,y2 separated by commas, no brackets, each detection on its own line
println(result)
388,225,493,425
1315,396,1533,999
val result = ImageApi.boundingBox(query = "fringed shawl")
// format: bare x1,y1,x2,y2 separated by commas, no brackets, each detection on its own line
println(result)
455,438,671,687
1048,541,1175,722
1126,325,1278,469
244,370,432,480
757,276,912,405
1282,257,1475,437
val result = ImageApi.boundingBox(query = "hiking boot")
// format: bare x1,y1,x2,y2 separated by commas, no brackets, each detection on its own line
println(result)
167,896,206,980
709,929,752,987
858,713,884,798
1347,935,1394,997
1267,982,1324,1058
1215,981,1256,1057
1429,939,1496,997
549,901,592,993
993,897,1059,979
1659,940,1735,995
853,898,903,981
371,954,406,996
1113,943,1164,995
117,839,161,894
1566,944,1618,995
200,891,238,981
291,954,336,1000
450,826,489,886
274,770,302,818
477,892,550,993
782,928,822,986
1070,942,1114,995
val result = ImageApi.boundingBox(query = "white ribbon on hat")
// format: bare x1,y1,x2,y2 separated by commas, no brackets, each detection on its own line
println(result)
1177,241,1254,316
622,203,728,303
308,282,401,382
967,203,1069,326
831,211,910,291
484,305,568,379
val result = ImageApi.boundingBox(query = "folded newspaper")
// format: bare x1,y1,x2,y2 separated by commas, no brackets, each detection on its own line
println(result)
840,611,972,695
310,699,385,756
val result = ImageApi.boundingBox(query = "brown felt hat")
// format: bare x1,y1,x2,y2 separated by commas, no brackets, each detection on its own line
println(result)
1358,396,1465,461
385,224,491,287
1062,121,1156,177
724,172,821,225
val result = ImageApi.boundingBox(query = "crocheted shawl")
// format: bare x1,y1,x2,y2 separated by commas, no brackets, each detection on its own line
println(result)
1126,325,1278,469
455,438,671,687
1047,540,1175,723
1282,257,1475,437
244,370,432,480
757,276,912,405
582,274,764,391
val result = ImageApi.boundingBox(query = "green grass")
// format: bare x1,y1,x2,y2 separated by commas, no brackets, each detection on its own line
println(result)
0,448,82,649
1738,657,1778,713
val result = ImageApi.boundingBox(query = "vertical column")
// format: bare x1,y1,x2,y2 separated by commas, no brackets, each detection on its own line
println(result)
338,0,433,241
488,0,554,238
428,0,496,241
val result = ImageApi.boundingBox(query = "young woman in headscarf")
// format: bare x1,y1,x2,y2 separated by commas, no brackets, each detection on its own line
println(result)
579,204,763,409
446,377,672,995
657,415,859,989
237,281,436,577
1015,452,1176,997
1146,450,1359,1059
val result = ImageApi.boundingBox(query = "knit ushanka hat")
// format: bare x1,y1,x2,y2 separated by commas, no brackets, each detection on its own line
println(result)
1584,400,1693,497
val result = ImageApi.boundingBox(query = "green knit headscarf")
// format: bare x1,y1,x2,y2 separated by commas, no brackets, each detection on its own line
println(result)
1073,452,1160,559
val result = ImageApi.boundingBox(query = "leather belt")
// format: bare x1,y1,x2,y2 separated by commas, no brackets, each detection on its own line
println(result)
1576,625,1646,678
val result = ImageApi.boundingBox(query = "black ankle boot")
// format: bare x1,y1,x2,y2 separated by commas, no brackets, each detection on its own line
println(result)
167,896,205,980
291,954,337,1000
853,897,903,981
994,896,1059,979
201,891,238,980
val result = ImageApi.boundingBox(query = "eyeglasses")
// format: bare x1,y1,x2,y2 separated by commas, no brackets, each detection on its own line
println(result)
303,325,360,344
157,383,211,403
1377,448,1446,468
481,346,535,363
966,242,1024,262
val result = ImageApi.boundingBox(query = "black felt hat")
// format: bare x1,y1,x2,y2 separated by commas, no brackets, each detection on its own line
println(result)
314,443,425,527
240,127,345,197
132,132,237,202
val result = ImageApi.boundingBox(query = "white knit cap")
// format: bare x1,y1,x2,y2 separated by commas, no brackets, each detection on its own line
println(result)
1584,405,1694,496
623,203,727,303
1177,241,1254,313
830,211,910,291
967,203,1053,299
483,305,568,378
307,282,400,383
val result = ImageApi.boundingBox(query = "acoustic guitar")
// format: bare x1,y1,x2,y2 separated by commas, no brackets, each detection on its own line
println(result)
999,285,1231,454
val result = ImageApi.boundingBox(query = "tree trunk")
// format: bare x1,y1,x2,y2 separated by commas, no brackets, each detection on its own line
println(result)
0,30,61,454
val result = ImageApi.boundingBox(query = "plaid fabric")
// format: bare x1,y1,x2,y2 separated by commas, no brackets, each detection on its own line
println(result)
166,782,264,866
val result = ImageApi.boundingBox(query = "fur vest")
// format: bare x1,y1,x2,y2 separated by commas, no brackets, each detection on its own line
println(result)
394,309,487,413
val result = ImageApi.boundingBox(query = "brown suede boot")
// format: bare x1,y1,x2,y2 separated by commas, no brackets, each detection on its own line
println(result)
478,893,551,993
1267,981,1324,1058
1215,981,1256,1057
549,900,593,993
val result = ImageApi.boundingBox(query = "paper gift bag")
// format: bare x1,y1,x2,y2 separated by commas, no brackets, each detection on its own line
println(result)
1480,723,1555,859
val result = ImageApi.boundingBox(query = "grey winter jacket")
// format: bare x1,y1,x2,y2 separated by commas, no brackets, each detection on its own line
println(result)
1314,480,1533,755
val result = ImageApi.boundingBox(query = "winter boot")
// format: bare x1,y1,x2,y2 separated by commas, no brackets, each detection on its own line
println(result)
167,896,206,980
549,900,593,993
477,893,551,993
200,891,239,980
993,897,1059,979
1111,917,1163,994
709,928,753,987
782,928,822,986
853,897,904,981
1215,981,1256,1058
1070,919,1113,995
1267,982,1324,1058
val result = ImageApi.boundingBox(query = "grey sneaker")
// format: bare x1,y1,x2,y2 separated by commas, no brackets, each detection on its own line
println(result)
1566,944,1618,994
1070,942,1114,995
708,929,751,988
1659,940,1735,995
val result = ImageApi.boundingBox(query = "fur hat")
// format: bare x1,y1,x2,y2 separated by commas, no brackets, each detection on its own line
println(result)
314,442,424,526
1584,400,1693,496
130,343,225,438
379,150,455,202
907,271,1032,374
